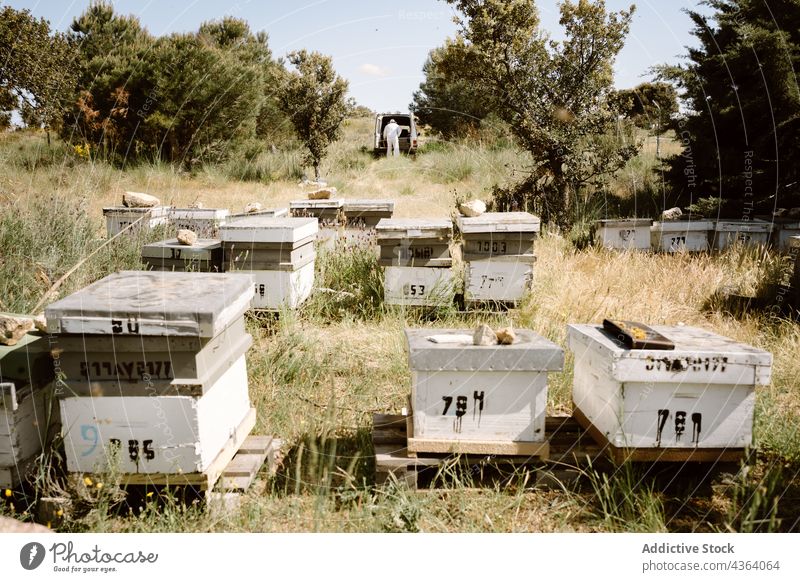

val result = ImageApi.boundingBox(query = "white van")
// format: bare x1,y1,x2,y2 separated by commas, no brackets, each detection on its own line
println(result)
374,113,419,155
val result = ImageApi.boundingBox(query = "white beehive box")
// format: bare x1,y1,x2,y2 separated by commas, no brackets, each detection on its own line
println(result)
404,328,564,455
712,219,771,250
596,218,653,250
457,212,540,303
290,199,344,248
141,238,222,272
384,266,455,307
650,220,713,252
464,257,535,302
221,216,318,310
1,382,51,487
103,206,169,238
343,199,394,246
60,354,252,474
568,324,772,457
377,219,454,307
167,208,229,238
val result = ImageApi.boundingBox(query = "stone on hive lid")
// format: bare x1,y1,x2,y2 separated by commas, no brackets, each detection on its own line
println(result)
307,187,336,200
0,315,33,346
177,229,198,246
123,191,160,208
458,200,486,218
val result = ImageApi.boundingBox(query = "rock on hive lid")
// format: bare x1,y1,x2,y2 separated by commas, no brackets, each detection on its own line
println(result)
45,271,254,338
404,328,564,371
219,216,318,243
456,212,541,234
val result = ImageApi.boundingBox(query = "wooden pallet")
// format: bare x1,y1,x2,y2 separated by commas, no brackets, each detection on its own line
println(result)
572,406,747,464
77,408,279,492
374,413,605,488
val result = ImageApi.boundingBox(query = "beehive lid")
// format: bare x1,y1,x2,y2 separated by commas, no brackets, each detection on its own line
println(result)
714,219,771,232
596,218,653,227
167,208,229,220
343,199,395,213
289,199,344,210
45,271,254,338
567,324,772,369
219,216,318,243
376,219,452,240
405,328,563,371
228,208,289,220
651,220,714,232
141,238,221,259
102,206,168,216
789,235,800,249
456,212,541,234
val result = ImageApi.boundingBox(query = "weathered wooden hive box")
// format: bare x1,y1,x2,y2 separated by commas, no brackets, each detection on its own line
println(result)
1,329,56,487
141,239,222,272
404,328,564,456
342,199,395,246
456,212,540,303
167,208,229,238
290,199,344,248
103,206,169,238
220,216,317,310
227,207,289,221
596,218,653,250
44,271,256,475
712,219,771,250
567,324,772,461
376,219,455,306
650,220,713,252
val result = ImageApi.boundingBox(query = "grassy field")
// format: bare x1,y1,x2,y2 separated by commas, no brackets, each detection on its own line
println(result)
1,118,799,532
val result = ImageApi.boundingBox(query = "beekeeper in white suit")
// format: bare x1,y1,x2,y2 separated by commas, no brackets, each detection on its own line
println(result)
383,118,401,157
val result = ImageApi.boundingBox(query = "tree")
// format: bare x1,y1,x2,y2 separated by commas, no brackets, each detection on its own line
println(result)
411,37,496,137
609,82,678,133
657,0,800,214
444,0,637,227
276,50,351,180
0,6,76,139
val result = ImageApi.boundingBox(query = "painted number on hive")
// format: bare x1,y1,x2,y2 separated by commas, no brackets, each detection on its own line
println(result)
255,283,266,297
479,275,504,289
110,438,155,461
474,241,507,253
402,284,426,296
655,410,702,446
669,236,686,248
111,318,140,334
442,391,485,433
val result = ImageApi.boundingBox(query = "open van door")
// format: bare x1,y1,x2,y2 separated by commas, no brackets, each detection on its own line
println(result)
374,115,384,153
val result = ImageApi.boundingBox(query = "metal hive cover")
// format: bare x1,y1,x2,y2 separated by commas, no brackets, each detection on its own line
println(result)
228,207,289,220
167,208,229,219
567,324,773,368
405,328,564,371
651,220,714,232
596,218,653,227
376,218,453,240
343,199,395,213
289,198,344,209
141,239,221,259
219,216,318,243
45,271,254,338
456,212,541,234
714,219,771,233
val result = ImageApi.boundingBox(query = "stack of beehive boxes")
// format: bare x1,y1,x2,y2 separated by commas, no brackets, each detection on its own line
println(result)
290,199,344,248
140,239,223,272
568,323,772,461
404,328,564,456
1,327,55,487
166,208,229,238
220,216,318,310
376,219,455,306
456,212,540,304
44,271,256,477
596,218,653,250
342,200,394,246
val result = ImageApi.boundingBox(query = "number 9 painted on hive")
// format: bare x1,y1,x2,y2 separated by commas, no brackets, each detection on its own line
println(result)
80,424,99,457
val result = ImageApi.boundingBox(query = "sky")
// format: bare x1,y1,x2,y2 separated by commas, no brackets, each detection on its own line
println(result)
7,0,713,112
